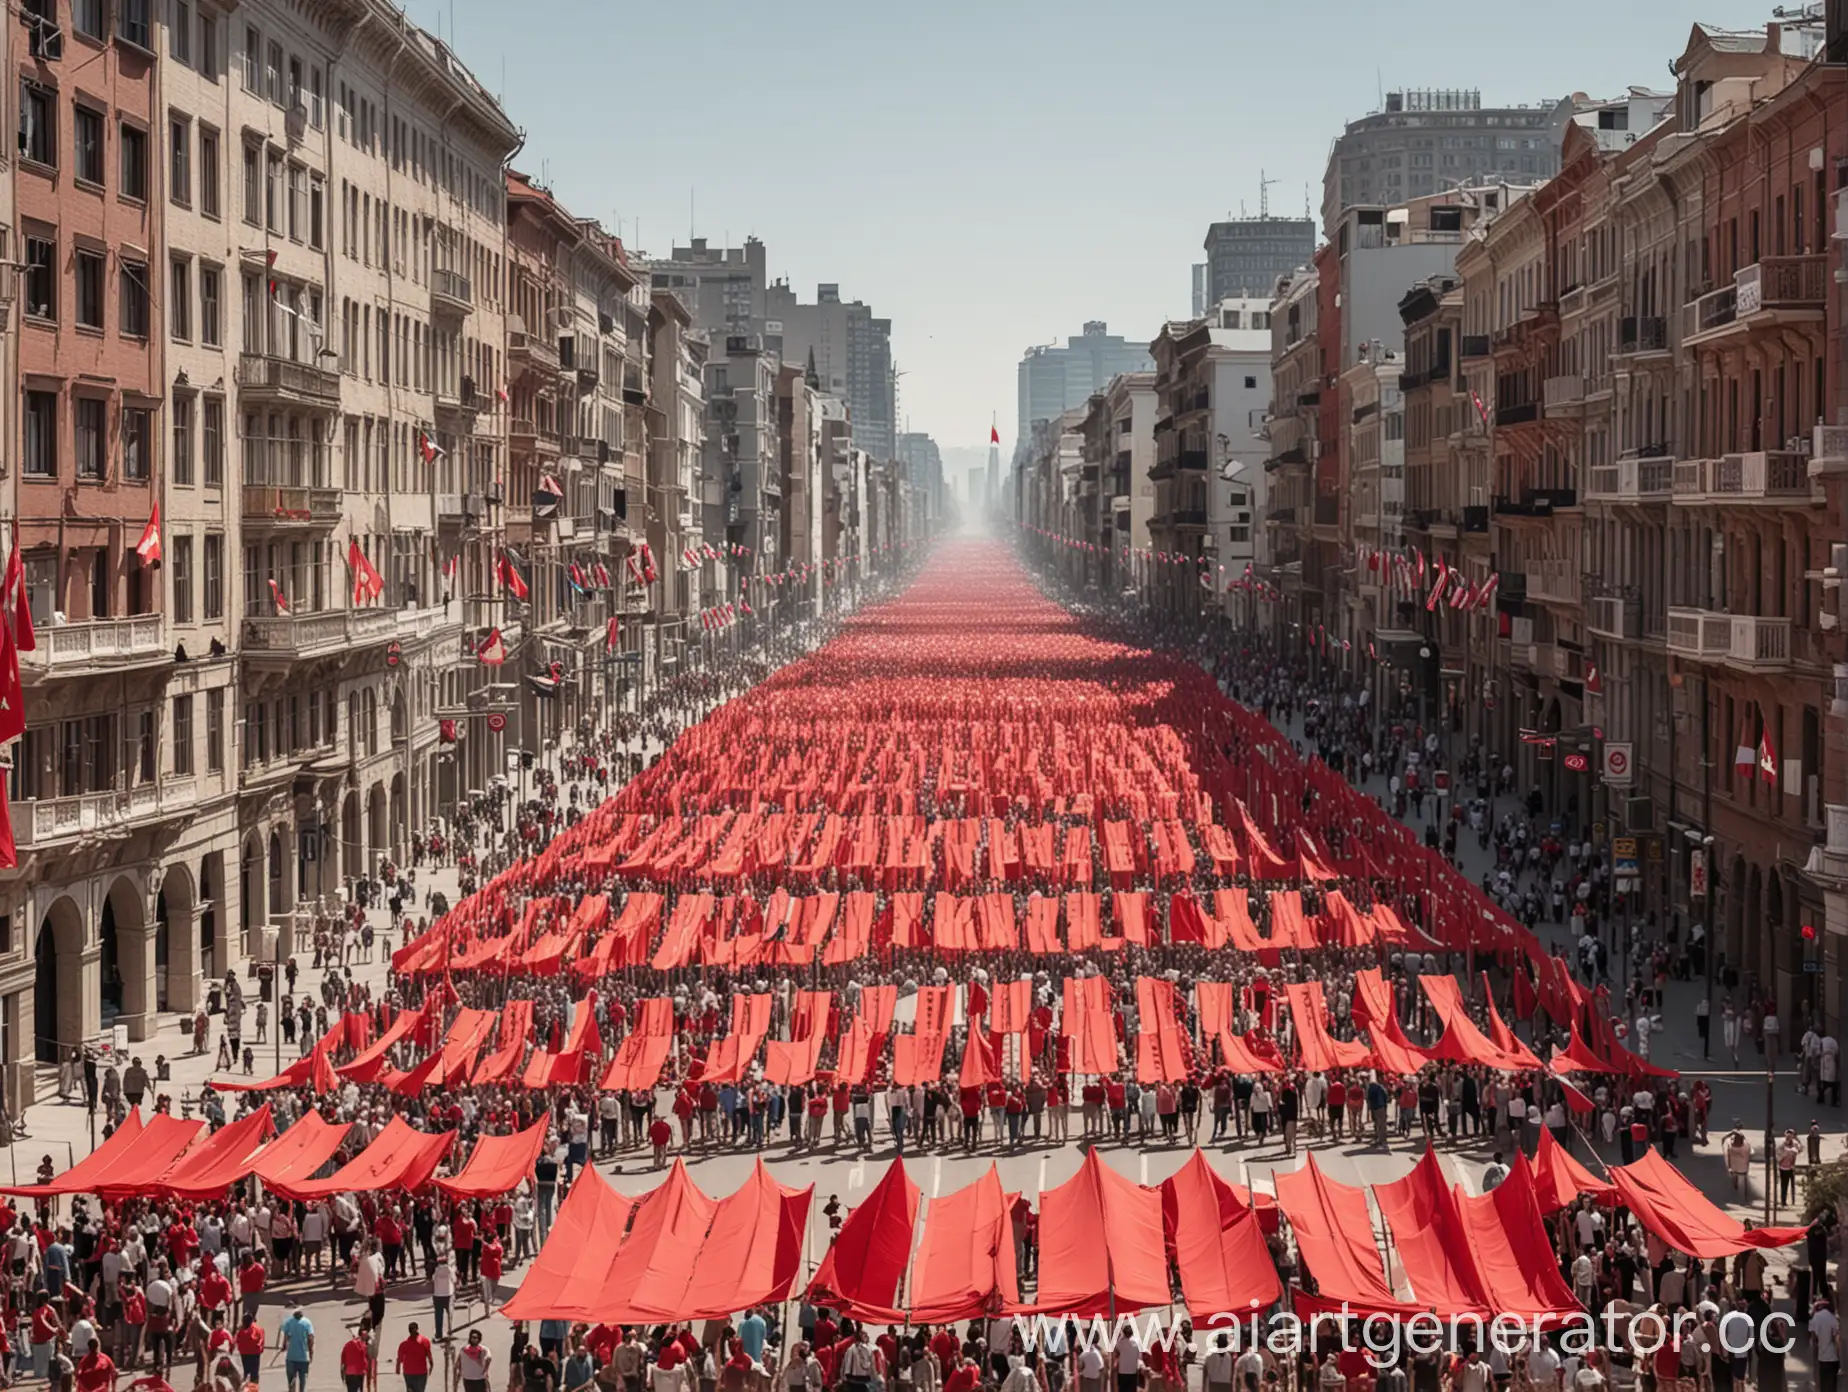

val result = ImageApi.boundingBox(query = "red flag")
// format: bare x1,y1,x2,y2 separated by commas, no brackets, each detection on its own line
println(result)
347,539,384,605
267,578,290,614
1759,714,1780,786
0,619,25,746
477,629,507,666
593,562,610,588
438,718,458,743
136,505,162,567
417,430,443,464
990,425,1000,444
2,530,33,653
0,779,18,871
1584,663,1601,695
605,616,620,653
496,553,529,601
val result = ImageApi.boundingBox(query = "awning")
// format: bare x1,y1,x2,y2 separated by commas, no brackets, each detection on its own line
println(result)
1,1112,206,1200
499,1162,643,1320
270,1115,454,1198
435,1118,550,1198
1609,1149,1807,1258
152,1105,277,1199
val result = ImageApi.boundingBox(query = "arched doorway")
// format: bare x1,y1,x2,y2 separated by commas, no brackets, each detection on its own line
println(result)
367,785,387,870
154,888,170,1012
342,790,361,886
391,688,408,744
98,892,124,1025
241,835,263,939
389,772,407,859
103,876,150,1035
34,898,85,1063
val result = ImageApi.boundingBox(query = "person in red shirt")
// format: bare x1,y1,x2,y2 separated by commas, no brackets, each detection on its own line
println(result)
235,1313,266,1383
395,1321,434,1392
206,1313,234,1363
74,1337,115,1392
1105,1077,1128,1137
944,1355,980,1392
928,1328,958,1374
451,1209,478,1284
958,1088,981,1152
340,1325,374,1392
119,1281,146,1369
237,1254,267,1323
648,1116,673,1167
198,1265,232,1316
477,1234,504,1311
30,1292,62,1380
375,1211,403,1281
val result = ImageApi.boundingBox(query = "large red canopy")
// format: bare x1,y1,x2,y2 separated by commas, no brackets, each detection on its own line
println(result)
1373,1147,1495,1318
435,1118,550,1198
1455,1155,1581,1320
1608,1149,1806,1257
250,1111,352,1192
907,1165,1021,1323
270,1115,453,1199
499,1161,642,1321
1159,1150,1282,1317
1530,1126,1617,1213
2,1112,205,1200
1272,1154,1419,1316
804,1159,919,1322
152,1105,277,1199
1022,1148,1168,1315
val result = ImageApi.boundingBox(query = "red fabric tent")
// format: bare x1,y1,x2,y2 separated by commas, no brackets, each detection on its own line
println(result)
1351,969,1431,1076
668,1159,812,1319
2,1112,206,1200
271,1116,454,1198
1283,982,1372,1072
435,1118,550,1198
804,1159,919,1322
152,1105,276,1199
908,1165,1020,1322
470,999,535,1085
338,1004,427,1082
1135,976,1192,1083
1272,1154,1419,1316
250,1112,351,1192
1373,1147,1493,1317
1608,1149,1806,1257
1531,1126,1617,1213
498,1163,643,1320
1455,1155,1581,1320
1160,1150,1282,1316
1019,1149,1168,1314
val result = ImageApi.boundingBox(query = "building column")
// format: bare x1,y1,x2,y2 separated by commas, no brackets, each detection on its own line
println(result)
166,902,202,1015
116,925,157,1042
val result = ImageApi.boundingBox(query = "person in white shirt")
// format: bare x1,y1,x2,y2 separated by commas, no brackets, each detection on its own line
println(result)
1812,1298,1842,1392
1525,1343,1561,1391
1076,1346,1106,1392
1234,1348,1265,1392
1202,1340,1235,1392
1113,1329,1142,1392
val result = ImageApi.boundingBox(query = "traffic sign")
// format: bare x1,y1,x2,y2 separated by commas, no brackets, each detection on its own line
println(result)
1602,741,1633,787
486,712,508,734
386,640,402,668
1563,753,1589,772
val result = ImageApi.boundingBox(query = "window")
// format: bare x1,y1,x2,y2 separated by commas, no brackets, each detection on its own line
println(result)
117,0,151,49
309,176,324,250
266,40,282,104
169,117,190,204
287,163,302,239
123,408,149,480
287,55,302,111
171,0,191,64
23,235,54,321
75,398,105,479
171,535,193,622
242,143,259,224
203,397,224,486
73,106,103,185
73,0,104,39
120,122,149,200
242,272,260,352
265,151,280,229
172,392,194,485
172,694,194,775
1245,376,1257,389
199,127,219,217
169,256,190,340
199,13,216,80
200,265,220,345
75,249,103,329
121,259,149,338
23,392,56,478
203,534,223,619
19,82,54,167
308,67,323,128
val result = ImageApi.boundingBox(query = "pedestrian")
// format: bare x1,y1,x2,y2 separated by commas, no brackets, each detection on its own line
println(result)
280,1305,315,1392
341,1323,373,1392
456,1331,491,1392
396,1322,434,1392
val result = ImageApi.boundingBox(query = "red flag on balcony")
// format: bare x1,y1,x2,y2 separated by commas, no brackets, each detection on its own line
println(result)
136,505,162,567
347,539,384,605
0,779,16,870
477,629,507,666
438,718,458,743
1759,713,1780,786
0,618,23,746
638,543,657,583
593,562,610,588
268,578,290,614
441,554,458,587
1585,663,1602,694
3,528,34,653
605,617,620,654
496,552,529,601
417,431,444,464
626,554,645,586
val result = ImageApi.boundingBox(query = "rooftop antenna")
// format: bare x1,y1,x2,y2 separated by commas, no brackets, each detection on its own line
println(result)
1259,169,1278,219
690,187,696,241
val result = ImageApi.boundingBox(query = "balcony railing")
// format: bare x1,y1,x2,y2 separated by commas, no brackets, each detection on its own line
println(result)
23,615,166,671
1542,374,1584,412
1525,558,1580,607
430,267,474,315
1587,594,1642,641
1617,315,1668,354
242,485,341,524
235,353,341,405
1684,285,1738,339
1735,255,1827,314
15,779,200,848
1728,614,1792,670
1711,450,1811,502
1460,335,1491,359
243,606,453,661
1672,459,1711,501
1586,450,1674,503
508,330,561,373
1666,606,1730,660
1495,401,1539,428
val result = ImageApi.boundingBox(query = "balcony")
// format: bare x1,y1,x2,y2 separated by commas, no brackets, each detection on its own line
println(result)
1525,558,1580,607
235,353,341,409
508,330,561,377
14,780,200,849
22,615,166,673
1587,594,1643,641
1176,449,1209,472
242,606,454,664
1666,606,1730,661
1153,509,1208,531
1684,256,1826,345
1542,374,1584,414
1492,487,1576,519
1617,315,1669,356
1495,401,1539,428
560,334,599,386
1672,458,1711,501
1111,495,1130,515
1461,505,1489,533
434,382,481,426
1265,507,1297,526
1727,614,1792,671
429,267,474,318
437,492,487,522
1460,334,1491,359
1813,423,1848,477
1709,450,1814,504
242,484,342,527
1586,450,1673,503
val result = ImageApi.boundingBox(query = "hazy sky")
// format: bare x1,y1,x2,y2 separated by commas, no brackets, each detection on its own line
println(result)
410,0,1770,458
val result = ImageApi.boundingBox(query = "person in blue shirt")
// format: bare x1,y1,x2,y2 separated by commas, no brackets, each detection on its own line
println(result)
738,1309,767,1363
280,1305,315,1392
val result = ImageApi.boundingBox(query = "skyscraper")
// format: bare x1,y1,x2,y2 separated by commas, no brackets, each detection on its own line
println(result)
1202,218,1316,304
767,282,897,460
1017,323,1153,452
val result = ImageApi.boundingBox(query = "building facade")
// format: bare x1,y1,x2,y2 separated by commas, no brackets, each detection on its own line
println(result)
1203,216,1315,305
1016,323,1153,454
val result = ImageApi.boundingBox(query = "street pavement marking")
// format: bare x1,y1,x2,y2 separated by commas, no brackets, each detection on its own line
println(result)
1139,1150,1148,1185
931,1154,942,1198
849,1156,866,1192
1036,1154,1047,1200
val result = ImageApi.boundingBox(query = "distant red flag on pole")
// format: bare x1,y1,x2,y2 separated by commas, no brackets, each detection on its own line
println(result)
990,425,1000,444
